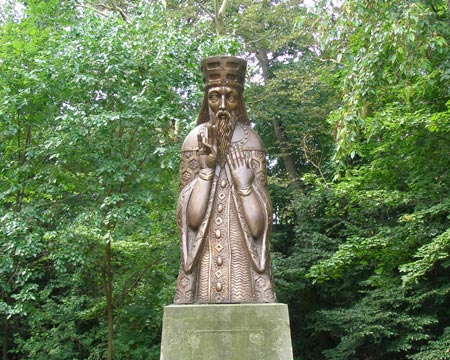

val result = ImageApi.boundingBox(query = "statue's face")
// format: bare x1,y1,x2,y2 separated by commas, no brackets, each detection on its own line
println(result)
207,86,240,162
207,86,239,119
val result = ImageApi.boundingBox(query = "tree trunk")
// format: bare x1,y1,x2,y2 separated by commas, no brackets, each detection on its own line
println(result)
214,0,229,35
104,241,114,360
2,318,8,360
255,48,304,193
272,116,303,189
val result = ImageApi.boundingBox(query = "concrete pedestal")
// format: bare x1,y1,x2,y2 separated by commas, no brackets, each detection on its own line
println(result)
160,303,293,360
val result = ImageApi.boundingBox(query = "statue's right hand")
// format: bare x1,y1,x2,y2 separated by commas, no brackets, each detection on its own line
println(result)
197,124,217,169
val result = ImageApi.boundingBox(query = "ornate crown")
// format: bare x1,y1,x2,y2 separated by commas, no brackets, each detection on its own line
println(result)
201,56,247,89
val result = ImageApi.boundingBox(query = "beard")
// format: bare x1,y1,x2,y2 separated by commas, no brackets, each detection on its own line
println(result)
213,110,236,165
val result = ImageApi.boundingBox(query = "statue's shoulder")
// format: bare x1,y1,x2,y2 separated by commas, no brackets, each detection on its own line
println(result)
245,126,265,150
181,123,204,151
234,123,265,151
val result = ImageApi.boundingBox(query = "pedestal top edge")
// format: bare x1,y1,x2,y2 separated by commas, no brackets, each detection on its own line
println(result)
164,303,289,309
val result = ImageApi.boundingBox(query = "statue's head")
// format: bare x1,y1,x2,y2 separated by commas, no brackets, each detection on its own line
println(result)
197,56,249,127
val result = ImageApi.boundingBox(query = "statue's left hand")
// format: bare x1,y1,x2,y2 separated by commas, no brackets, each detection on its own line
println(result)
227,146,255,190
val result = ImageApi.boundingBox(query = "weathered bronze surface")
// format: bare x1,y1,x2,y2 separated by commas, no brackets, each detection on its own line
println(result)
174,56,276,304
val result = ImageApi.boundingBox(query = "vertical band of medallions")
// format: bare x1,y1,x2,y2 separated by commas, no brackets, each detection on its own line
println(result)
211,168,228,303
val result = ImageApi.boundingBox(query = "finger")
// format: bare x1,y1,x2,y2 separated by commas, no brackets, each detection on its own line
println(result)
246,152,251,168
241,148,251,168
197,134,203,151
243,148,249,168
231,148,238,169
238,146,245,167
203,140,212,154
232,147,240,168
226,152,235,170
211,125,217,146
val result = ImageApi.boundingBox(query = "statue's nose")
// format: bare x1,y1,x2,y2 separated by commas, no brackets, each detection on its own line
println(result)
219,94,226,110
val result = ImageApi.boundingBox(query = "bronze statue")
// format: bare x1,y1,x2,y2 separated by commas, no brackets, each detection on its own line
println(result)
174,56,276,304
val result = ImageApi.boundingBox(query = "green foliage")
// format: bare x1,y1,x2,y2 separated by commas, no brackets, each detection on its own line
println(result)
305,0,450,162
315,287,439,359
409,327,450,360
2,0,450,359
274,1,450,359
0,1,238,359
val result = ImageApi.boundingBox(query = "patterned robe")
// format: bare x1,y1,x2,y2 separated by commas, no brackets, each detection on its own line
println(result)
174,122,276,304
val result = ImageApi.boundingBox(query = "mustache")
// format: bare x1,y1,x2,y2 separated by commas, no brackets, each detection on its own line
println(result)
214,110,231,121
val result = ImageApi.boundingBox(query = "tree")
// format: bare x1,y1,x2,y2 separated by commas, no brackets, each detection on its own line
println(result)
0,1,238,359
287,0,450,358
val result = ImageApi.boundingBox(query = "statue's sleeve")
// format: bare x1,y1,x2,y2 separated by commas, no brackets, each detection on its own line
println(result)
178,150,199,189
232,149,272,273
176,148,217,274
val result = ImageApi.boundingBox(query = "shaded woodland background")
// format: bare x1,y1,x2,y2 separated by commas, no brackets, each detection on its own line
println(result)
1,0,449,359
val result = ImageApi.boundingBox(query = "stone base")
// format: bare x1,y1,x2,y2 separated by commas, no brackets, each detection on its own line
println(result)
160,303,293,360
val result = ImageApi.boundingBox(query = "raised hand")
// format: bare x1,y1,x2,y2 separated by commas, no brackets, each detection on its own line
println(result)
197,123,217,169
226,146,255,191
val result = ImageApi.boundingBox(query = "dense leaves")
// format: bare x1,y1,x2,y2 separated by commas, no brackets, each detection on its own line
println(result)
1,0,449,359
0,1,236,359
282,0,450,359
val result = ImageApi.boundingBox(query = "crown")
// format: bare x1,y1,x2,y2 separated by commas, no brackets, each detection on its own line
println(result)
201,56,247,90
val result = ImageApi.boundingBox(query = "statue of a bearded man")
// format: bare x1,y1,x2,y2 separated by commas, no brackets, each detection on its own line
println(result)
174,56,276,304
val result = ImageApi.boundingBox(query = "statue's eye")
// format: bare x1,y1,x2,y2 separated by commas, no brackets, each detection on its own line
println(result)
227,90,238,103
209,92,220,102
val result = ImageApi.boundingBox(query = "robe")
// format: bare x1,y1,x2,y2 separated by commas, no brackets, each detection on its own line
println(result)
174,122,276,304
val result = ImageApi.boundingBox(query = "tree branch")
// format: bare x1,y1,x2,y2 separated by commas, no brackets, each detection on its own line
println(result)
218,0,230,17
113,261,154,308
108,0,130,23
247,33,270,45
194,0,215,20
79,3,110,18
301,135,328,185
